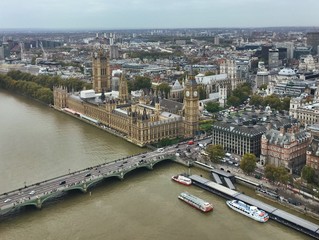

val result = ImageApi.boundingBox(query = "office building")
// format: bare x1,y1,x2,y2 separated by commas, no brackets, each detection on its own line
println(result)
306,32,319,55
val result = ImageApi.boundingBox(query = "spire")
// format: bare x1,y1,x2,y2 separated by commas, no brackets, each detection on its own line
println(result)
119,71,129,103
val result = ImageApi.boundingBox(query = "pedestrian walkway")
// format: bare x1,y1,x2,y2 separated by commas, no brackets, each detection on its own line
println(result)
195,158,319,220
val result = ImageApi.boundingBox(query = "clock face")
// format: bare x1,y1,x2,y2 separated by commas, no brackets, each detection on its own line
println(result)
193,91,198,97
186,91,190,97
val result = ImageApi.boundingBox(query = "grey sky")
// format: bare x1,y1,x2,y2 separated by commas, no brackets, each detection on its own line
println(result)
1,0,319,29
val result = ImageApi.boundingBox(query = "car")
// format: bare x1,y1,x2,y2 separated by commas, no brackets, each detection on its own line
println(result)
4,198,11,203
29,190,35,195
141,155,146,158
234,162,239,167
59,180,66,185
227,160,234,165
187,140,194,145
157,148,164,153
288,198,301,206
85,173,91,177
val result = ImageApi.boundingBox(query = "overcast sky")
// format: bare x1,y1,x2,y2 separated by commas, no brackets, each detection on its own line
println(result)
1,0,319,29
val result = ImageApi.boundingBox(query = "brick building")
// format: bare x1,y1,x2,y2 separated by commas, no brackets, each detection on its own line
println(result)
260,124,311,174
306,124,319,180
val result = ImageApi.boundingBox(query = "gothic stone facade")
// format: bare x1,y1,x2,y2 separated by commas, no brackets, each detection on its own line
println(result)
53,78,199,147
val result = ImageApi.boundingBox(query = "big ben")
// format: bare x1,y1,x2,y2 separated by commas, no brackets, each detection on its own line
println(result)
92,48,111,93
184,75,199,138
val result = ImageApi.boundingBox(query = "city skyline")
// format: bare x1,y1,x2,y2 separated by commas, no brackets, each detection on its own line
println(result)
1,0,319,30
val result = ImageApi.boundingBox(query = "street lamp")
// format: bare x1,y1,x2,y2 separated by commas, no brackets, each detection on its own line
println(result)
24,181,26,188
68,169,71,174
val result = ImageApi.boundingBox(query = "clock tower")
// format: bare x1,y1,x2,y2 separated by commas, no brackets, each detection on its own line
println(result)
183,75,199,138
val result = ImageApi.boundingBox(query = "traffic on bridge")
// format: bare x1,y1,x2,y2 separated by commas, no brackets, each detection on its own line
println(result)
0,137,212,215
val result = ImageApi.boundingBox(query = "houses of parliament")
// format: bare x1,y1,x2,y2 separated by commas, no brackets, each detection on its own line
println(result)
53,49,200,147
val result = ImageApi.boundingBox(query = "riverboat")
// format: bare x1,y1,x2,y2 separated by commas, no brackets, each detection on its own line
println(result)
226,200,269,222
171,175,192,186
178,192,213,212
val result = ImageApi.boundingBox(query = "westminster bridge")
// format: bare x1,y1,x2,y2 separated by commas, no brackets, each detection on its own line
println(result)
0,139,212,216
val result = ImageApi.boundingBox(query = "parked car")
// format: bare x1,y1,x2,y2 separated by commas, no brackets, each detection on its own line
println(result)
4,198,11,203
29,190,35,195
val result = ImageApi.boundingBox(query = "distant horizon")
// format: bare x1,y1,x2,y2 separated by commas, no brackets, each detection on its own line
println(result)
1,0,319,31
0,25,319,33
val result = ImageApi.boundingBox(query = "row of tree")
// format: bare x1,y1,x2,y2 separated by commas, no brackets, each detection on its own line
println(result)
0,70,92,105
0,74,53,104
224,83,290,112
249,94,291,111
205,144,318,187
206,145,258,174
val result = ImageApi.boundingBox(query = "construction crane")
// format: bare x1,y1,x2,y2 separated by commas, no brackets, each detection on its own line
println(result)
39,41,47,61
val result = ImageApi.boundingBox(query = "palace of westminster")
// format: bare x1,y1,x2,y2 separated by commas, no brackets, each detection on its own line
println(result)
53,48,200,147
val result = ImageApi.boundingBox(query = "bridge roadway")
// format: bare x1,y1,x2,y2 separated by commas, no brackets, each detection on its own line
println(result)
0,137,212,216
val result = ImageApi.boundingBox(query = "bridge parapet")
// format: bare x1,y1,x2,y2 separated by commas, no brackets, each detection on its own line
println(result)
0,142,204,216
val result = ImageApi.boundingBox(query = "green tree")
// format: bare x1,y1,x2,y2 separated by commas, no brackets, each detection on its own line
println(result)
240,153,256,174
199,119,213,133
249,94,263,107
275,166,290,184
282,97,291,111
157,82,171,98
205,102,221,113
227,95,241,107
131,76,152,91
264,164,277,182
302,165,315,184
264,164,290,184
263,95,282,110
206,144,224,163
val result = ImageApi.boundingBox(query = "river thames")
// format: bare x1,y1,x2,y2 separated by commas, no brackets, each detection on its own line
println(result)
0,90,314,240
